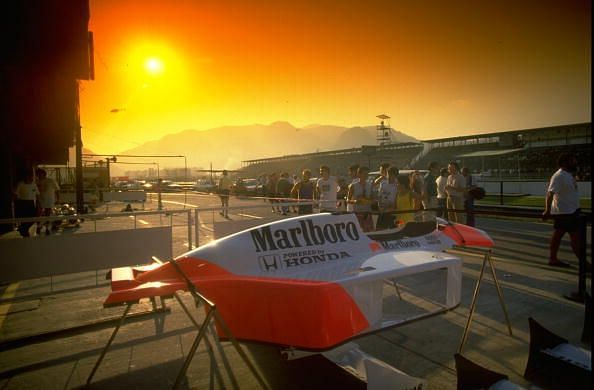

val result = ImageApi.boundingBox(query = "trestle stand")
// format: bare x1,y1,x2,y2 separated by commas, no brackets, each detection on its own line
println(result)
86,303,132,385
458,248,513,353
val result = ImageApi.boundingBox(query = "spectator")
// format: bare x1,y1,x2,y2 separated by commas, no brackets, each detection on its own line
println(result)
291,169,314,215
461,167,475,226
348,164,360,184
410,171,425,211
435,167,448,219
276,172,293,215
542,153,583,268
376,166,398,230
347,166,374,232
336,177,348,211
290,174,299,213
396,174,416,226
267,172,279,213
35,168,60,235
445,162,466,223
316,165,339,212
346,164,360,213
423,162,439,219
14,171,39,237
373,162,390,187
217,170,233,218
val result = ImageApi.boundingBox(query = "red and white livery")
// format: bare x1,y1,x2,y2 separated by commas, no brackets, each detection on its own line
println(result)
105,213,493,350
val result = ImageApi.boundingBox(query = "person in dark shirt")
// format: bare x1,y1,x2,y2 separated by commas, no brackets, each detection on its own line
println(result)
423,161,439,219
291,169,314,215
276,172,293,215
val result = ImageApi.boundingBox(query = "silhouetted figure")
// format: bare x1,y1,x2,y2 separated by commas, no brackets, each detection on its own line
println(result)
36,168,60,235
218,170,232,218
291,169,314,215
14,171,39,237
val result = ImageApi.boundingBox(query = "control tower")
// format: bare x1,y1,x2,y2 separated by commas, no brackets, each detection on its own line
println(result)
376,114,392,145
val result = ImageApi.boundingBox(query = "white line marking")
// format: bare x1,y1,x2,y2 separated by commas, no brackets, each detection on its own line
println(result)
237,213,263,219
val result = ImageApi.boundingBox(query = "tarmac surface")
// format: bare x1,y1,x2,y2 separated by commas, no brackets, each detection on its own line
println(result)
0,193,591,389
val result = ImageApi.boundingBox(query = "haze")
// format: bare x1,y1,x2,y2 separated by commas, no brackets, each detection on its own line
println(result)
80,0,591,160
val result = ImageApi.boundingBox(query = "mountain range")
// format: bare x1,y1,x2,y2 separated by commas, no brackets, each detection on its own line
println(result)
117,122,418,171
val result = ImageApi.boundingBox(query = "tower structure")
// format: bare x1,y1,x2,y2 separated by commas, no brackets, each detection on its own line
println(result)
376,114,392,145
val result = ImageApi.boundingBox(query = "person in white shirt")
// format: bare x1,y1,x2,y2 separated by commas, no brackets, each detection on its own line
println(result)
14,171,39,237
36,168,60,235
445,162,466,223
347,166,374,232
543,153,582,268
315,165,339,212
435,167,448,219
376,166,398,230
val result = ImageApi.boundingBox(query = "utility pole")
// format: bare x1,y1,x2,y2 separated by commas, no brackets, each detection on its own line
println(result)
75,127,84,214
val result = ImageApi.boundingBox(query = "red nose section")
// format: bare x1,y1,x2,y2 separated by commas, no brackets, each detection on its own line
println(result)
441,223,494,247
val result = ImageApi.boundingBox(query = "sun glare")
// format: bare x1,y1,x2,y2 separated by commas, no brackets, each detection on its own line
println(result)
145,57,164,75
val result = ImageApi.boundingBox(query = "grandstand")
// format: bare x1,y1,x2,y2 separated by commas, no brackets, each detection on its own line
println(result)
240,142,423,178
239,122,591,181
412,122,591,180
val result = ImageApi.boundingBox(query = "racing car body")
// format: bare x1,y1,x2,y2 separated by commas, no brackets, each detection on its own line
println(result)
105,213,493,350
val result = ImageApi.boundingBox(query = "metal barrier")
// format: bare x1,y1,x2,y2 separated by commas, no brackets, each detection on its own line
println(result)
0,209,193,299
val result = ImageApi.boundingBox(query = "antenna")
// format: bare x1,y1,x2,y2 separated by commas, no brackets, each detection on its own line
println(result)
376,114,392,145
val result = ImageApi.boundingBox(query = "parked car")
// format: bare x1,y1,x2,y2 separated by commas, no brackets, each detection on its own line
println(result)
194,179,216,193
232,178,259,195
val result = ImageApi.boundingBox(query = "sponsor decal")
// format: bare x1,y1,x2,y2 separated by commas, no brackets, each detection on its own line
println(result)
380,239,422,250
250,219,360,253
424,235,442,246
258,250,352,272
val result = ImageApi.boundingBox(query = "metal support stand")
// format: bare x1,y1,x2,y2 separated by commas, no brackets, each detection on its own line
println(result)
87,303,132,385
384,279,403,300
458,248,513,353
167,259,269,390
87,259,269,389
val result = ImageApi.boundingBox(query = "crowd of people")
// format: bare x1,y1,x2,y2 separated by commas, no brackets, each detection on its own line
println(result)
225,161,482,233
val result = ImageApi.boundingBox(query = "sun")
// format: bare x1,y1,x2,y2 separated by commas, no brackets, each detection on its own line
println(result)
145,57,164,75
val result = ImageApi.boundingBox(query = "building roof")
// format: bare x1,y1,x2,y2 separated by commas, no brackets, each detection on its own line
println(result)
456,148,525,158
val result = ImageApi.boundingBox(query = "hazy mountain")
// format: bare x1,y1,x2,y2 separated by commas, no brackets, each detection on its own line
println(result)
119,122,418,170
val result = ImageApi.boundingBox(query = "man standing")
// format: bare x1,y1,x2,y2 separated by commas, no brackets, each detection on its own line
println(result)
445,162,466,223
315,165,339,212
14,171,39,237
376,166,398,230
218,170,232,218
347,166,374,232
542,153,581,268
36,168,60,235
276,172,293,215
423,161,439,219
291,169,314,215
435,168,449,219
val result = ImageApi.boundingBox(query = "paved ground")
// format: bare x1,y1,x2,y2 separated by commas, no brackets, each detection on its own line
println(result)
0,194,591,389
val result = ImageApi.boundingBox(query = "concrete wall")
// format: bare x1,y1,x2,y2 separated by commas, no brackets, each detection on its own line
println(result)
0,227,172,283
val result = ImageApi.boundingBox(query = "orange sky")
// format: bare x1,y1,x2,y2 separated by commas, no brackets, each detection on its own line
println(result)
80,0,591,156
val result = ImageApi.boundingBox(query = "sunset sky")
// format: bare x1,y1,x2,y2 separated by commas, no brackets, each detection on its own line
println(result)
80,0,591,156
